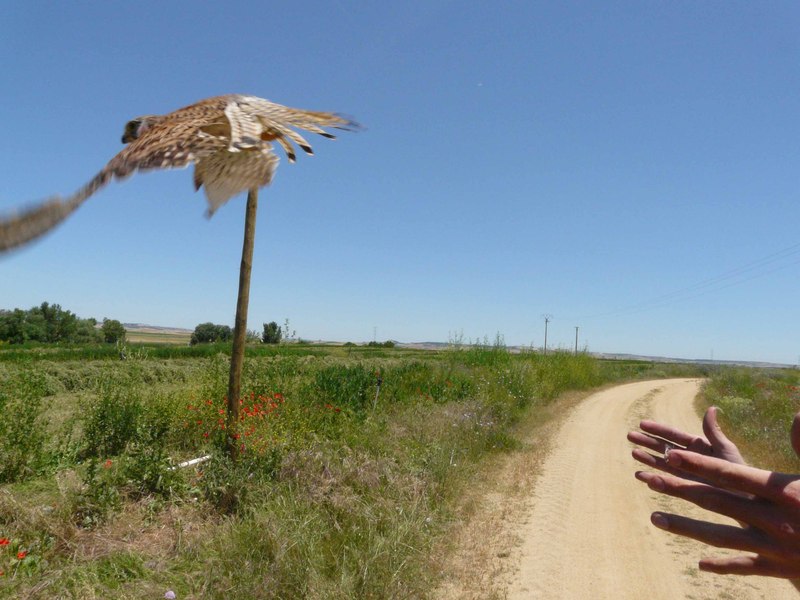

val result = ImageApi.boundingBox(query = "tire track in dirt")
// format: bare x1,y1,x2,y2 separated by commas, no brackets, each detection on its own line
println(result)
507,379,797,600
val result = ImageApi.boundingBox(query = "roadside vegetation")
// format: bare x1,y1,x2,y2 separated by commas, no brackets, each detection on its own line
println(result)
0,339,696,599
699,367,800,472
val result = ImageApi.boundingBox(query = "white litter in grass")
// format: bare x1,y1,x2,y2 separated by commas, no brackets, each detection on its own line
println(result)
168,455,211,471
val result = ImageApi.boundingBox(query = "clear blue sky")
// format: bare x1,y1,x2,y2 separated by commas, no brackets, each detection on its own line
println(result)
2,1,800,364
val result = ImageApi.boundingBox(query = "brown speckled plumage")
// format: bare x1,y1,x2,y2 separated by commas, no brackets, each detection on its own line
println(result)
0,94,357,252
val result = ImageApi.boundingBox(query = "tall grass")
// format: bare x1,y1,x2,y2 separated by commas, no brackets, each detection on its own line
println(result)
0,344,688,598
700,367,800,472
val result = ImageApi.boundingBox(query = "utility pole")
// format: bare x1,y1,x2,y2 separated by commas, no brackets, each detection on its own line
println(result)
227,188,258,461
574,326,579,355
542,314,552,355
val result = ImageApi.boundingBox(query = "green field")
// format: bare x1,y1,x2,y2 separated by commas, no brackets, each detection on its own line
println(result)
0,343,717,598
698,367,800,472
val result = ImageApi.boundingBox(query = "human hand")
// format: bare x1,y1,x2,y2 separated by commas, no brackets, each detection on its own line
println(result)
628,406,746,482
632,411,800,578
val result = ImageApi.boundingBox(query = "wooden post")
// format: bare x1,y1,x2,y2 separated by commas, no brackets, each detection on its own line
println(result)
227,188,258,460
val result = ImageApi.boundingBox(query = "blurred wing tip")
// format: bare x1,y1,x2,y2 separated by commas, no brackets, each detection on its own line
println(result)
336,114,364,132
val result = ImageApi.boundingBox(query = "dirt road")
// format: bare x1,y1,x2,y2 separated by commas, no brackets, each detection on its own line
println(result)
505,379,798,599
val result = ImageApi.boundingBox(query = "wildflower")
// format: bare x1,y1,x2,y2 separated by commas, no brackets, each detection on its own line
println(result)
203,432,209,438
273,392,284,401
17,550,27,560
165,591,177,600
0,537,9,546
103,459,113,469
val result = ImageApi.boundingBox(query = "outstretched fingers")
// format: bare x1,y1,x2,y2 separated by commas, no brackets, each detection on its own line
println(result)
631,445,725,485
664,450,800,505
699,555,800,578
637,419,713,453
651,512,800,577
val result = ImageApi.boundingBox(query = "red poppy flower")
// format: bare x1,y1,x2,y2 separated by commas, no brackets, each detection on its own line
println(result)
103,459,113,469
0,537,9,546
17,550,27,560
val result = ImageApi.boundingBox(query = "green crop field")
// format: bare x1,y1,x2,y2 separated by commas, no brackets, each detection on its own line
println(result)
0,343,713,598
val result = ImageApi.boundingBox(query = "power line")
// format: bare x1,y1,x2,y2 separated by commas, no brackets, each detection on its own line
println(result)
575,240,800,320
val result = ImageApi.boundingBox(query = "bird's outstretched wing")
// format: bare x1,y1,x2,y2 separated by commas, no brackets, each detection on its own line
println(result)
0,170,112,253
225,95,360,162
0,117,228,253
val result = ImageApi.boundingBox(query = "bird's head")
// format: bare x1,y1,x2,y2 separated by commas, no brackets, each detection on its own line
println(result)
121,115,162,144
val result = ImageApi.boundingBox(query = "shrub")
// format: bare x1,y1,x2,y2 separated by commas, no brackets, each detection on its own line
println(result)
81,382,143,458
262,321,282,344
101,318,126,344
191,323,233,345
0,371,49,482
308,364,377,415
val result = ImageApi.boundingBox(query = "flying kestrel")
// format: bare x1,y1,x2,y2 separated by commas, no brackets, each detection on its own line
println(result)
0,94,357,252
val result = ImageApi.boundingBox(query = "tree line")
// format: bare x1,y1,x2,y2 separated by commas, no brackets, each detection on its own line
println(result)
190,321,286,345
0,302,125,344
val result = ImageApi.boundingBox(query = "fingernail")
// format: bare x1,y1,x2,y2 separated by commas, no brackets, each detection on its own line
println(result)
652,513,669,530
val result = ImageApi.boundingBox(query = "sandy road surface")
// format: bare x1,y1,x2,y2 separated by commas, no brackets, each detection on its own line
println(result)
508,379,797,600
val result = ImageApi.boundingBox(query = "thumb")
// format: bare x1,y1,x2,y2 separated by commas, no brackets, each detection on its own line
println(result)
791,412,800,459
703,406,733,447
703,406,746,465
